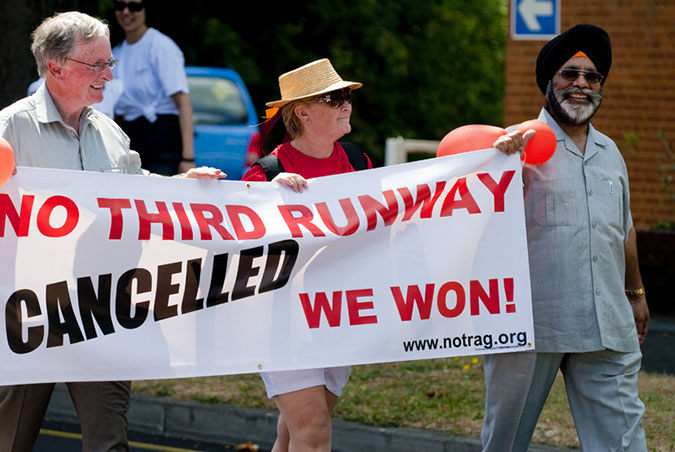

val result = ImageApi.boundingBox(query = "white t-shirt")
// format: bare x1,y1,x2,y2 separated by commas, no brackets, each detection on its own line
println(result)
112,28,189,122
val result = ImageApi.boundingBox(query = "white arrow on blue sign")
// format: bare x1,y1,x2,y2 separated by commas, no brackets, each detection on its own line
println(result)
511,0,560,40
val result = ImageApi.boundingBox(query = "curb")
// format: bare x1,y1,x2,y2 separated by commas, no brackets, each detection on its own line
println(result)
45,384,578,451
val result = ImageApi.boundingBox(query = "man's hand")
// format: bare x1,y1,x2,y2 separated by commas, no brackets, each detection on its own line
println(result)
628,294,650,345
272,172,308,193
178,160,197,174
181,166,226,180
493,129,537,155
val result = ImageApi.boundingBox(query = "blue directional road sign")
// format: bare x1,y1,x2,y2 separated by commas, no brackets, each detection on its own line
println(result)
511,0,560,40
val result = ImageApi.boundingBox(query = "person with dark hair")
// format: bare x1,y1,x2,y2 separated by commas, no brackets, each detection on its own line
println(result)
480,24,649,452
0,11,224,451
112,0,194,175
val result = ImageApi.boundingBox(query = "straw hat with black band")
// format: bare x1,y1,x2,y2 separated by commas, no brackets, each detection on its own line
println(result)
266,58,362,108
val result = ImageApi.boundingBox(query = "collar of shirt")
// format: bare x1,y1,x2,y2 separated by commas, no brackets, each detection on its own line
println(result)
33,83,96,136
538,107,610,162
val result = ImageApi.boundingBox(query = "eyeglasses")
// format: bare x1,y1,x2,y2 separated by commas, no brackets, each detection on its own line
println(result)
556,69,604,86
315,89,352,109
114,1,144,12
67,57,118,73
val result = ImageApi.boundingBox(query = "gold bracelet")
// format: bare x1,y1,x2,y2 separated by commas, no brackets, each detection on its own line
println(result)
625,287,645,296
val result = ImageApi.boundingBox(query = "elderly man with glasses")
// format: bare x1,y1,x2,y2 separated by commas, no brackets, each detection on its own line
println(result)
0,11,224,451
480,24,650,452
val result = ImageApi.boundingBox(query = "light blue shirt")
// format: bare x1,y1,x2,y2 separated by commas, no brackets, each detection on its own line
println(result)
522,108,638,353
0,84,144,174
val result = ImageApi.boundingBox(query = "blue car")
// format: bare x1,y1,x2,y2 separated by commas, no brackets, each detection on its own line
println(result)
186,66,261,179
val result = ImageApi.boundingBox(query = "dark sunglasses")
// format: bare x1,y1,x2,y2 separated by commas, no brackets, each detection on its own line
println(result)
556,69,604,86
315,89,352,109
114,1,144,12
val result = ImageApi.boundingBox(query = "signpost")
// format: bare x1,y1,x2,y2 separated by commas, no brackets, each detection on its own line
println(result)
511,0,560,40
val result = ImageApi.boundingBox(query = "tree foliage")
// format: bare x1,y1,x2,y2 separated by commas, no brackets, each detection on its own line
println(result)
4,0,506,166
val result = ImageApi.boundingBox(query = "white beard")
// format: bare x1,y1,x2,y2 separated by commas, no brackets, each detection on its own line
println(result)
547,84,603,126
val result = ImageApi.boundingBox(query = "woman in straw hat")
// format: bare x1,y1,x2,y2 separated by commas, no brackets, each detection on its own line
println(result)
242,58,371,451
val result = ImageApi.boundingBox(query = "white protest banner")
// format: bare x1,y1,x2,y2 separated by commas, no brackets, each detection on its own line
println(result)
0,150,533,385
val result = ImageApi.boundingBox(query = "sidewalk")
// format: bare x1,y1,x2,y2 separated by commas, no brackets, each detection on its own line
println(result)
43,316,673,451
44,384,575,452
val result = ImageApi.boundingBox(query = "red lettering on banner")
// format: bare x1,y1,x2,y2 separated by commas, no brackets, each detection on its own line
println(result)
299,288,378,328
358,190,398,231
391,278,517,320
346,289,378,325
135,200,174,240
36,196,79,238
391,284,435,320
278,205,326,238
316,198,360,236
98,198,132,239
398,182,447,221
477,170,516,212
191,203,234,240
226,205,266,240
440,177,481,217
173,202,194,240
299,292,342,328
0,194,34,237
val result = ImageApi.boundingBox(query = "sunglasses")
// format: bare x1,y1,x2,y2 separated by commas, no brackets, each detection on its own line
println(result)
315,89,352,109
556,69,604,86
114,1,144,12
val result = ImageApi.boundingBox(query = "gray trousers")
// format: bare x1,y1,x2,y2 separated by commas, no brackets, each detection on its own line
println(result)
481,349,647,452
0,381,131,452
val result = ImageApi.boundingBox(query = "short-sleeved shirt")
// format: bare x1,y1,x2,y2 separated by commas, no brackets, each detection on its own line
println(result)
112,28,189,122
242,141,373,181
0,84,144,174
522,108,638,353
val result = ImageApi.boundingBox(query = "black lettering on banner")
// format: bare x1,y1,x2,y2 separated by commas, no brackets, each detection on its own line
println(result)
259,239,299,294
207,253,229,307
181,258,204,314
77,274,115,339
116,268,151,329
232,246,263,301
46,281,85,348
5,290,44,354
154,261,182,321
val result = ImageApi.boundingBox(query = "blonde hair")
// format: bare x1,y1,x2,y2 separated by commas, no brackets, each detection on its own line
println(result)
31,11,109,77
281,98,317,139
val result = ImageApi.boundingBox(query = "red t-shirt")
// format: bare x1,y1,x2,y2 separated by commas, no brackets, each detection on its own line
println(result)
242,142,372,181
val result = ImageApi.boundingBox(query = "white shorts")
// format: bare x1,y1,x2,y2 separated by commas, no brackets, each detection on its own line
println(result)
260,366,351,399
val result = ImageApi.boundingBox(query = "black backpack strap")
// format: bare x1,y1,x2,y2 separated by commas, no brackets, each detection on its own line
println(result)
255,154,286,181
339,142,369,171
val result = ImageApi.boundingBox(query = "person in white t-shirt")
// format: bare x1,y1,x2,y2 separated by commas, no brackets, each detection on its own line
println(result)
112,0,194,175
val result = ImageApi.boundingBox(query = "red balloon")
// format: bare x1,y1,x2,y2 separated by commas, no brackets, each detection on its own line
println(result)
0,137,15,188
515,120,557,165
437,124,507,157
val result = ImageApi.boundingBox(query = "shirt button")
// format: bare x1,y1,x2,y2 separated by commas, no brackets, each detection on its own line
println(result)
588,189,593,196
595,288,601,295
592,222,597,229
593,255,599,262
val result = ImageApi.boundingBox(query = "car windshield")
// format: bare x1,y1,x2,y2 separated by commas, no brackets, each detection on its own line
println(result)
188,76,248,125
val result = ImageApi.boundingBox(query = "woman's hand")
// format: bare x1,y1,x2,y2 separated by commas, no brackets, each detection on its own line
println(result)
272,172,309,193
493,129,536,155
181,166,227,180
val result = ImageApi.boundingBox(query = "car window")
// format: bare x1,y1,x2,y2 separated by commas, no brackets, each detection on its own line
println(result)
188,76,248,125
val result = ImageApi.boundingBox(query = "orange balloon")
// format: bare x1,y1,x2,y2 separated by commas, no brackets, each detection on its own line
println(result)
437,125,508,157
0,137,15,188
515,120,557,165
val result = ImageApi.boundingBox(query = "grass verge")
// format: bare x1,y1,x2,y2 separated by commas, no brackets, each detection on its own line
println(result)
132,356,674,451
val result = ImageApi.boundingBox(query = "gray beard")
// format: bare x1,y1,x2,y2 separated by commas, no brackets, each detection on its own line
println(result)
546,82,603,126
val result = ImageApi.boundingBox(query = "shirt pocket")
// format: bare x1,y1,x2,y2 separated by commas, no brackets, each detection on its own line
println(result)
527,178,577,227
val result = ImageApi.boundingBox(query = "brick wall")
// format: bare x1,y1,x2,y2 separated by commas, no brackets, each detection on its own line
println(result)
505,0,675,228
